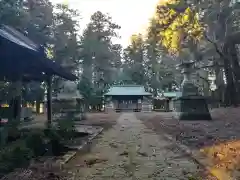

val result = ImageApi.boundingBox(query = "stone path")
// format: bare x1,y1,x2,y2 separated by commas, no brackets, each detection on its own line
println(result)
67,113,201,180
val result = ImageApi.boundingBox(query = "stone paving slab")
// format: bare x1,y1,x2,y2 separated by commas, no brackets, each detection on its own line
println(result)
67,113,200,180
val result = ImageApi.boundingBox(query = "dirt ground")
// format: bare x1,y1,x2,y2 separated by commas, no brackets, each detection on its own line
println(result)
137,108,240,179
79,112,121,130
16,111,231,179
2,112,120,180
65,113,211,180
22,112,120,129
9,111,221,179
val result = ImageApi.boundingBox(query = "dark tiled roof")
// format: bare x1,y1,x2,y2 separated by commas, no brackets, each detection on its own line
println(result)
0,25,78,81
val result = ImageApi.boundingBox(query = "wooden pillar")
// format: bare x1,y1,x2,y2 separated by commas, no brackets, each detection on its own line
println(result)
11,77,22,122
165,99,170,112
36,100,40,114
46,76,52,128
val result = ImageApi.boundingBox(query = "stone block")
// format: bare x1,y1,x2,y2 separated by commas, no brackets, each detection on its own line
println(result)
173,96,212,120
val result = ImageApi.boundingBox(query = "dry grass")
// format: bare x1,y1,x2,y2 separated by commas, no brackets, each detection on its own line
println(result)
4,112,120,180
1,158,71,180
24,112,120,130
138,108,240,179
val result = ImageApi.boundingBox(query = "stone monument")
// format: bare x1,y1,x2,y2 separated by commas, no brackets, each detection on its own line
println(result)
173,61,212,120
52,81,85,121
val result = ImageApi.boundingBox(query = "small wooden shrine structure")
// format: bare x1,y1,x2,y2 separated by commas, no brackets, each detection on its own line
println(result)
104,85,152,112
153,92,182,112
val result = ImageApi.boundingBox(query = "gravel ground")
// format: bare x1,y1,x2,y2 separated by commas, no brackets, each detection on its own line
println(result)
66,113,203,180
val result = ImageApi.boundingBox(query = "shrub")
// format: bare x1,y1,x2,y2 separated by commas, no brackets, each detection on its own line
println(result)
6,121,20,142
0,140,33,177
43,127,61,142
25,132,46,157
43,127,64,156
0,126,77,177
57,118,76,140
0,123,82,178
10,145,33,165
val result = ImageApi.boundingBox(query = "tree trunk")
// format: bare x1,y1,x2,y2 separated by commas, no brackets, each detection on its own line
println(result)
214,59,224,104
223,44,237,106
229,43,240,103
36,100,40,114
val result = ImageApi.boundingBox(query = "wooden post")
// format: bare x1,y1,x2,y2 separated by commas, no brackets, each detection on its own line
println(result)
46,76,52,128
11,76,22,122
165,99,170,112
36,100,40,114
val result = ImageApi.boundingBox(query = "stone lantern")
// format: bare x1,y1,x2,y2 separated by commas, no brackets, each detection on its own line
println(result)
52,81,85,121
173,60,212,120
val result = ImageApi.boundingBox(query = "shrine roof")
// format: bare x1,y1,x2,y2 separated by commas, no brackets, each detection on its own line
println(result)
105,85,152,96
0,25,38,51
163,92,182,98
0,25,78,81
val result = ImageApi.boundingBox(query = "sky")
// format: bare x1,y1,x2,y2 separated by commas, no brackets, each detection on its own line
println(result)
50,0,159,47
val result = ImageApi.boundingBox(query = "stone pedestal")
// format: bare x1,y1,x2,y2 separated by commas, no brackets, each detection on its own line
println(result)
174,61,212,120
174,96,211,120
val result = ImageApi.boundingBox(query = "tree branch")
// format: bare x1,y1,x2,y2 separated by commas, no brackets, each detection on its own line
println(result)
203,32,226,59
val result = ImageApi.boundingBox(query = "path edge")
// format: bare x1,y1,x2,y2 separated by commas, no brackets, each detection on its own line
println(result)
56,127,104,168
161,133,232,180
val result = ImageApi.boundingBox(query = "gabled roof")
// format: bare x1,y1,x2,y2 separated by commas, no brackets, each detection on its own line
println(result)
163,92,182,98
0,25,78,81
0,25,38,51
105,85,152,96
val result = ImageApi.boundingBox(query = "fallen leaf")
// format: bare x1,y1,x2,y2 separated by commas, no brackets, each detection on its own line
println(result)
119,151,129,156
137,151,148,157
109,142,118,148
84,157,108,166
